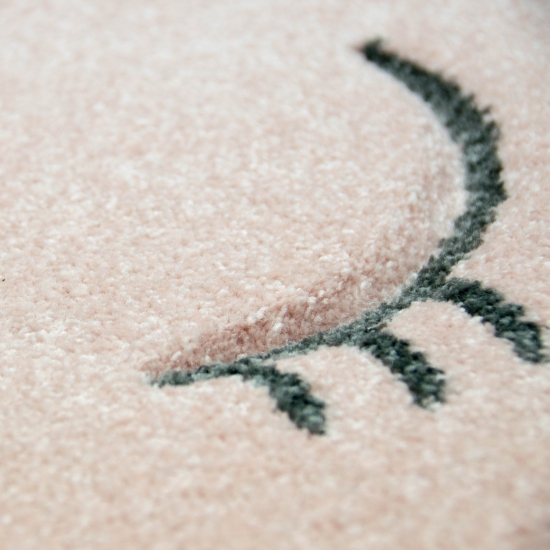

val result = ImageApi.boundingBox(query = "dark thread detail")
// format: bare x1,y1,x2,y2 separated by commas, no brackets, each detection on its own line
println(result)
154,40,547,434
154,358,326,435
356,329,445,406
361,39,506,298
437,279,547,363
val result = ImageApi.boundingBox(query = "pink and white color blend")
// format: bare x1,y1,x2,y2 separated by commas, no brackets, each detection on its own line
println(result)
0,0,549,548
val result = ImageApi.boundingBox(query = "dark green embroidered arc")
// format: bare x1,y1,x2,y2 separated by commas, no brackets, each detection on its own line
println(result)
152,40,547,435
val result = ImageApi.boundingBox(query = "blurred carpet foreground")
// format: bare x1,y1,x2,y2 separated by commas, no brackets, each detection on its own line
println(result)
0,1,549,548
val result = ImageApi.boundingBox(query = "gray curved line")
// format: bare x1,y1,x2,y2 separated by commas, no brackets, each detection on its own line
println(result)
153,40,546,435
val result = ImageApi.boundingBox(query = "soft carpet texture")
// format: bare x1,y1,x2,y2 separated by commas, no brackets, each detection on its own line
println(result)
0,0,549,548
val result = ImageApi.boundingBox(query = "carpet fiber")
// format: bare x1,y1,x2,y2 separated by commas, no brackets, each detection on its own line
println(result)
0,1,549,548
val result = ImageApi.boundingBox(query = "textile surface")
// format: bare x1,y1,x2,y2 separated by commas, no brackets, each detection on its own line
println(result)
0,1,549,548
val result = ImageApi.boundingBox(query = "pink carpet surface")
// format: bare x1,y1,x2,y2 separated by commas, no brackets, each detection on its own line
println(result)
0,0,549,548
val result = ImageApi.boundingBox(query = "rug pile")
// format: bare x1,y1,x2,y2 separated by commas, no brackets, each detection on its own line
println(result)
0,1,549,548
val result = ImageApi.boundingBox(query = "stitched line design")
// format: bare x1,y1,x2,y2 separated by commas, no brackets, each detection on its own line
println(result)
152,40,547,434
155,358,326,434
436,279,546,363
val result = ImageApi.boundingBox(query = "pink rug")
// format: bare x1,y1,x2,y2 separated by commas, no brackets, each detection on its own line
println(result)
1,1,549,548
